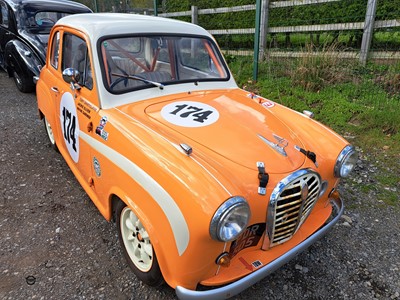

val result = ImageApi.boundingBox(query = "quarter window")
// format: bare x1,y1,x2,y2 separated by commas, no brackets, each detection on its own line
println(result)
50,31,60,69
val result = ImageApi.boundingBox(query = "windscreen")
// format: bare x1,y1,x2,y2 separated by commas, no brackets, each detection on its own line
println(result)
18,8,71,33
99,35,229,93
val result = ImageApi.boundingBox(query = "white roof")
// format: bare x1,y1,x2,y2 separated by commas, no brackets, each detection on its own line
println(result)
55,13,238,109
57,13,214,42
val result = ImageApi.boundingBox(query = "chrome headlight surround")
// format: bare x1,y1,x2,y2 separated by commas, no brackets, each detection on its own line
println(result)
334,145,358,178
210,196,251,242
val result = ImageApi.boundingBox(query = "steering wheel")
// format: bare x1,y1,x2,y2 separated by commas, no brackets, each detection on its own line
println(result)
110,77,128,91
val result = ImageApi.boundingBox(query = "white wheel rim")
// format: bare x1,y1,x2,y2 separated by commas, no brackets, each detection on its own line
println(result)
120,207,153,272
44,118,56,145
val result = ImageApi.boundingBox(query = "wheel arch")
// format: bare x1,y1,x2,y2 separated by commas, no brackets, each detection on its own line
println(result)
108,189,183,288
109,191,162,248
5,39,43,78
38,109,44,120
36,79,57,123
5,40,41,92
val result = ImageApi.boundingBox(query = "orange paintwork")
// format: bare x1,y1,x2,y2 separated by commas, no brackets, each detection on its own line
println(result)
36,13,351,296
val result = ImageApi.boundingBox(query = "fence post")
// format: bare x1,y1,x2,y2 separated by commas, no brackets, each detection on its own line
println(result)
191,6,198,24
93,0,98,12
191,6,199,59
259,0,270,60
253,0,262,81
360,0,378,65
153,0,158,16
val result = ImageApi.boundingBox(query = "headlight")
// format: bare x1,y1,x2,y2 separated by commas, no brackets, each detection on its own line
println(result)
334,145,358,178
210,196,251,242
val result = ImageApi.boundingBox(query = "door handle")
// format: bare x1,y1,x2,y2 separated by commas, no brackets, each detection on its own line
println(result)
51,87,59,93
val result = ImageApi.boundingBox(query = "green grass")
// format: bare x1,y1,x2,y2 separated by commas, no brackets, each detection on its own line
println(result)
228,53,400,205
379,190,399,206
376,174,399,187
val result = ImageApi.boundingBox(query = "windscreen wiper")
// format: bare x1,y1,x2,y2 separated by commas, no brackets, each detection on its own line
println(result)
112,73,164,90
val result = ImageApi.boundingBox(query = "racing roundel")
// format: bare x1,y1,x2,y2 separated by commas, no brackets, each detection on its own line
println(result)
60,92,80,163
161,101,219,128
262,100,275,108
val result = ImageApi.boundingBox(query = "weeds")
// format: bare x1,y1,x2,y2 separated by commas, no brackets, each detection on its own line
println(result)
374,64,400,97
288,43,356,91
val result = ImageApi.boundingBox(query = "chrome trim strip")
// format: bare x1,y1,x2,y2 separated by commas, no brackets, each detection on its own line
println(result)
175,195,343,300
257,134,288,157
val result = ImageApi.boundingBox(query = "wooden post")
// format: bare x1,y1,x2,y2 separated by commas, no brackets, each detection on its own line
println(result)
259,0,270,60
191,6,198,25
360,0,378,65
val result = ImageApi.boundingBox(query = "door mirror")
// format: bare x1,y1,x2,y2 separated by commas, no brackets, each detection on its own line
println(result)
62,68,81,84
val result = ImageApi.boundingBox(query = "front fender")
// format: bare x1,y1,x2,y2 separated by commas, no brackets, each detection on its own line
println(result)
88,112,238,289
5,40,43,77
266,101,349,178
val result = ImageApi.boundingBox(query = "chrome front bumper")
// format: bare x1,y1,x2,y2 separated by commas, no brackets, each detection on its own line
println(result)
176,195,344,300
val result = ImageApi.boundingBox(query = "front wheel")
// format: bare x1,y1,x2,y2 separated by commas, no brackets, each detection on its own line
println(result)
115,200,164,287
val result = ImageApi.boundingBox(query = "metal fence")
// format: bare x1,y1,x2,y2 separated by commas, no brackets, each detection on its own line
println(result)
77,0,400,82
148,0,400,80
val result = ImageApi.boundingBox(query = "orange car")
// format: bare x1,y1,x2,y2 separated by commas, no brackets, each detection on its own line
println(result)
36,13,358,299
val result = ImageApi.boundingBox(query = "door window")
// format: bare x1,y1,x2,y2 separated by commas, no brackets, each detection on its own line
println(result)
62,34,93,90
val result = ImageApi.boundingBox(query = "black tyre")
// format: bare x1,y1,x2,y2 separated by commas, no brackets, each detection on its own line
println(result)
115,200,164,287
13,69,34,93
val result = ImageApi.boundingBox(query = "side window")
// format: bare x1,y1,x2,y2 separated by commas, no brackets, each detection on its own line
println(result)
0,2,9,27
62,34,93,90
50,31,60,69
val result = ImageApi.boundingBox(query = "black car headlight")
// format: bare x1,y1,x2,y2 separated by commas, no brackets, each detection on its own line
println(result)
210,196,251,242
334,145,358,178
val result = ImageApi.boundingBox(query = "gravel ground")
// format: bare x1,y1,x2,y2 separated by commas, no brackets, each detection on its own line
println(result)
1,70,399,300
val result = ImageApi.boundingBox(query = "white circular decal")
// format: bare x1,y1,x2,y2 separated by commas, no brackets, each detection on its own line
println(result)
262,100,275,108
60,93,80,163
161,101,219,128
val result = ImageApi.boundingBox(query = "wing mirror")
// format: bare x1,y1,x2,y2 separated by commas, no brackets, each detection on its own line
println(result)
62,68,81,91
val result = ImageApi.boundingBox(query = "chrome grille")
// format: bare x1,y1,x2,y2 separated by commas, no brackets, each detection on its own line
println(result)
266,169,321,248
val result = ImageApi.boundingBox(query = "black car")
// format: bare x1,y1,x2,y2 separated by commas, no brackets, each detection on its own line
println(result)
0,0,91,92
